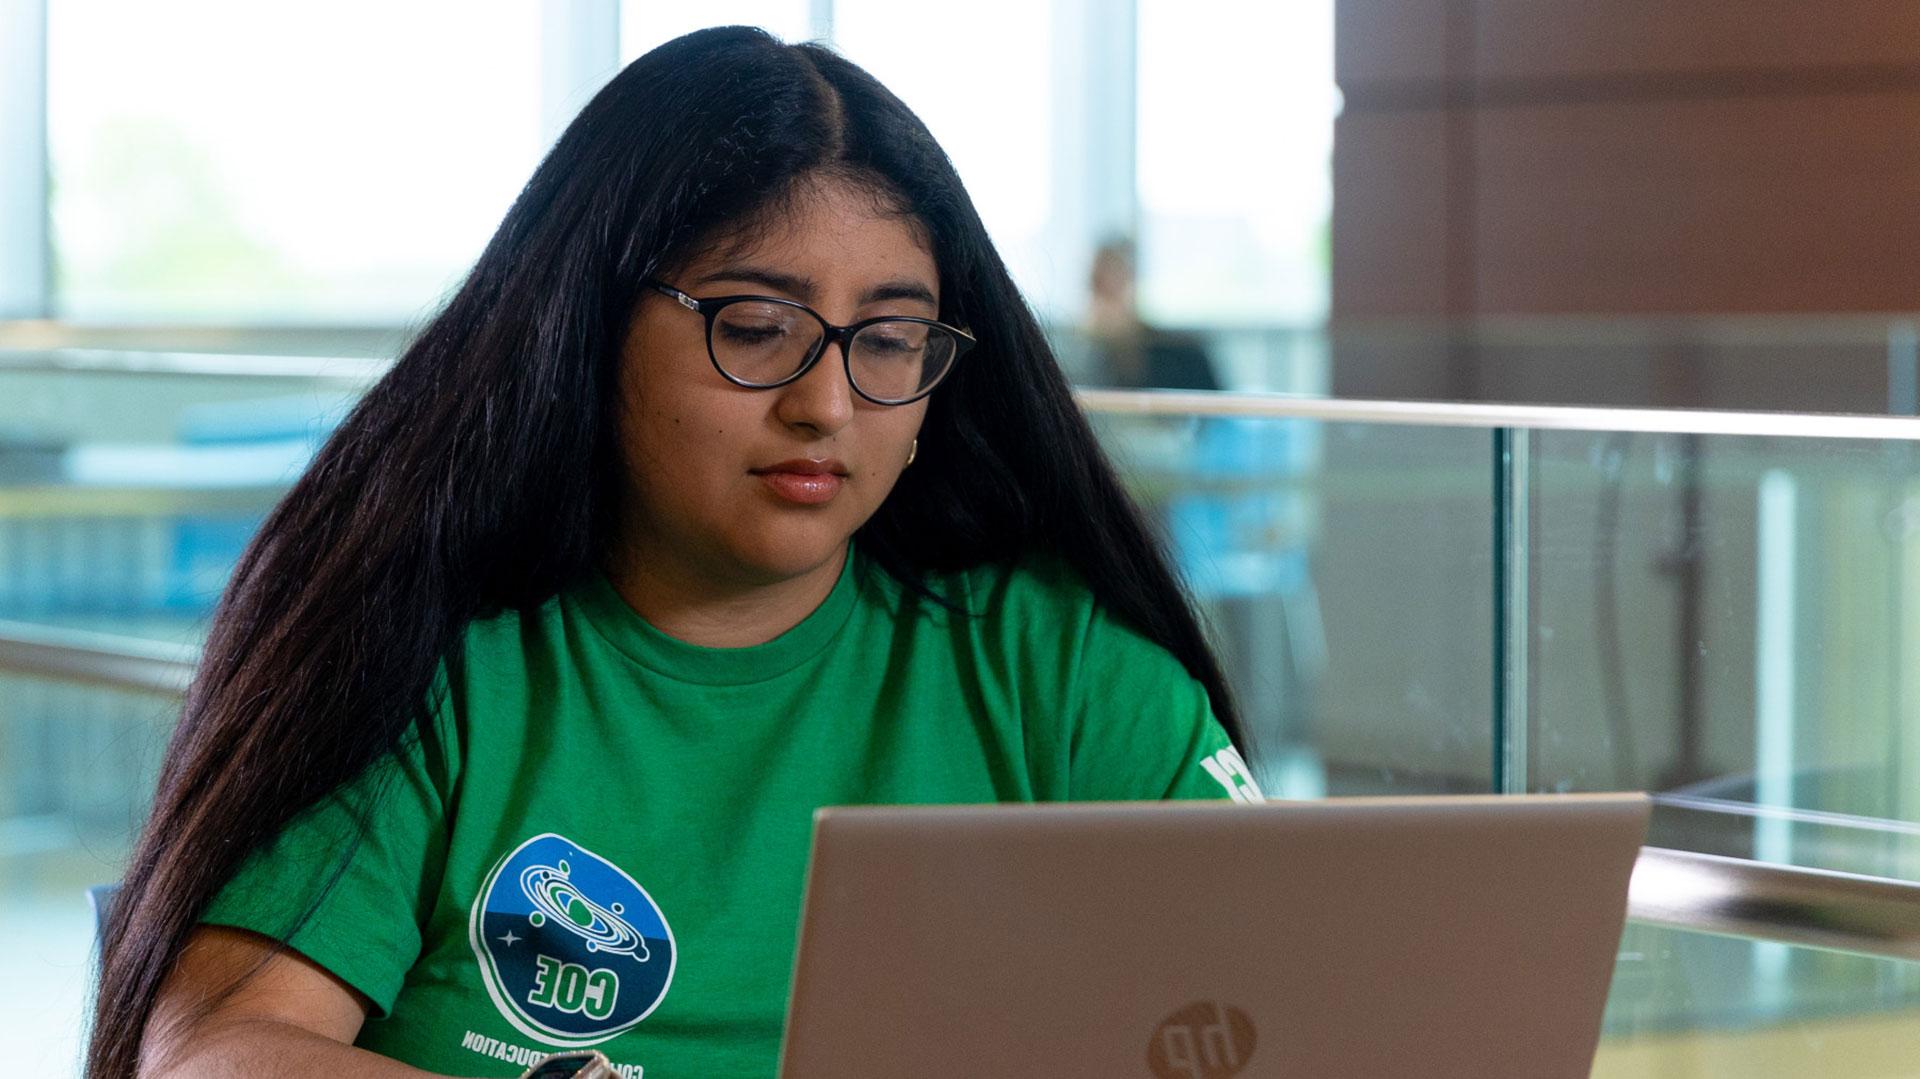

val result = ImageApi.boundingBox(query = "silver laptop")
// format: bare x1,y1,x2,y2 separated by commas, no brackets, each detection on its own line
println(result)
779,793,1649,1079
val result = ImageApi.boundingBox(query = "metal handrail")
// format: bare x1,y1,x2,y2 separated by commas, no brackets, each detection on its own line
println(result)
1629,846,1920,962
3,613,1918,963
1079,388,1920,441
0,347,385,383
0,621,197,696
1,346,1919,440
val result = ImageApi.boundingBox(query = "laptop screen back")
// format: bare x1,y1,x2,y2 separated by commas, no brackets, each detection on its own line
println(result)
780,794,1649,1079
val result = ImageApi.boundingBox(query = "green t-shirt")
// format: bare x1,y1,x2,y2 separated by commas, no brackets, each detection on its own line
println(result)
201,550,1261,1078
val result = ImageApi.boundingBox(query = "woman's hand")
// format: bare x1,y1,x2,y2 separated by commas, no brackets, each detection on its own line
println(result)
140,925,470,1078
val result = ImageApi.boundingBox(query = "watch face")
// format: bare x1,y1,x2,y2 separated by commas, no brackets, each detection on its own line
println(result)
521,1051,613,1078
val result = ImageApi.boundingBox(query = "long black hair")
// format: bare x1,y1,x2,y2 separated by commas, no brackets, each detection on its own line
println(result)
88,26,1241,1077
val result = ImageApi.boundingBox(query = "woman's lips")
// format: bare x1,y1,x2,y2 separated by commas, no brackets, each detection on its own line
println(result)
757,472,843,503
751,459,847,505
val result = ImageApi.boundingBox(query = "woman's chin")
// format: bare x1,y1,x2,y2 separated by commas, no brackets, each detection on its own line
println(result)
722,532,853,589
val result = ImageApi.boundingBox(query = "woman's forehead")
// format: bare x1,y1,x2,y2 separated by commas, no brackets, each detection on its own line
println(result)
677,176,937,289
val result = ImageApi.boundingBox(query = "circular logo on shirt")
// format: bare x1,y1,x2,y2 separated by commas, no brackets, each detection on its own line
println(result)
469,832,677,1047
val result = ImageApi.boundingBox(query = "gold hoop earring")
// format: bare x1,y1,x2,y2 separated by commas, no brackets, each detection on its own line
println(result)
906,438,918,467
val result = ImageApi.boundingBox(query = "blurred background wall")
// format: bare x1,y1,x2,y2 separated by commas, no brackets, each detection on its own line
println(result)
1332,0,1920,410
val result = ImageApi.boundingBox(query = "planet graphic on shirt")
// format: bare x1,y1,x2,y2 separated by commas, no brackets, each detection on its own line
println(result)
518,860,651,961
470,832,677,1048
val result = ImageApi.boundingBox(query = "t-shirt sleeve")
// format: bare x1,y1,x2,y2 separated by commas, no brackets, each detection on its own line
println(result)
198,697,455,1016
1066,605,1264,804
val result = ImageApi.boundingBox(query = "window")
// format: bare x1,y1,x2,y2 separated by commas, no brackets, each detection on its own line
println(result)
620,0,813,58
1135,0,1336,325
49,0,546,322
833,1,1061,313
39,2,1339,331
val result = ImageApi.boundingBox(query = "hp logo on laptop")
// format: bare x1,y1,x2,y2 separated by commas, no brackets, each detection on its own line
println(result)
1147,1001,1257,1079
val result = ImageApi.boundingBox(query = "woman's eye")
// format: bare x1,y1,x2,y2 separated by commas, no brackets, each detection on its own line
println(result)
861,332,921,356
717,320,788,343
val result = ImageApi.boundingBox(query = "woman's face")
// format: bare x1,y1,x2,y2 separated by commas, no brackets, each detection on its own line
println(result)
614,178,938,592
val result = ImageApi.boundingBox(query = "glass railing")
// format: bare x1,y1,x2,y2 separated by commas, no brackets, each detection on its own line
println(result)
1088,389,1920,1072
3,346,1919,1074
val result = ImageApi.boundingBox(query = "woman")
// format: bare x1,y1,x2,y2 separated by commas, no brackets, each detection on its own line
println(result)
89,26,1259,1079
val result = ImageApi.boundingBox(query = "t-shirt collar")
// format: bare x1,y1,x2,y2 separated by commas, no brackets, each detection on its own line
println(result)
570,549,861,685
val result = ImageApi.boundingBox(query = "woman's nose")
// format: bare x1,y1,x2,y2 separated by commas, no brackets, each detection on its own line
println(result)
772,339,856,436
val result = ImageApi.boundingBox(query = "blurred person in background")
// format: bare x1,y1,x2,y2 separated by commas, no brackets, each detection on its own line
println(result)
1082,236,1219,391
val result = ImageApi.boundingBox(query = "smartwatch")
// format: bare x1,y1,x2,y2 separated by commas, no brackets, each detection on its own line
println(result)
519,1050,617,1078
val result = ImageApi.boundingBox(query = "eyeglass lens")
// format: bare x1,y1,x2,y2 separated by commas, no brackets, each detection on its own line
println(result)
711,300,958,402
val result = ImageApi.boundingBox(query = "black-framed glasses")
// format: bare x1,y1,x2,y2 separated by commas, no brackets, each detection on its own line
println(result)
647,280,974,406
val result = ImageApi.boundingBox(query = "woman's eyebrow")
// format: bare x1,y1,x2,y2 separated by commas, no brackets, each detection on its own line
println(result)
860,280,938,307
693,265,813,297
691,266,936,308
